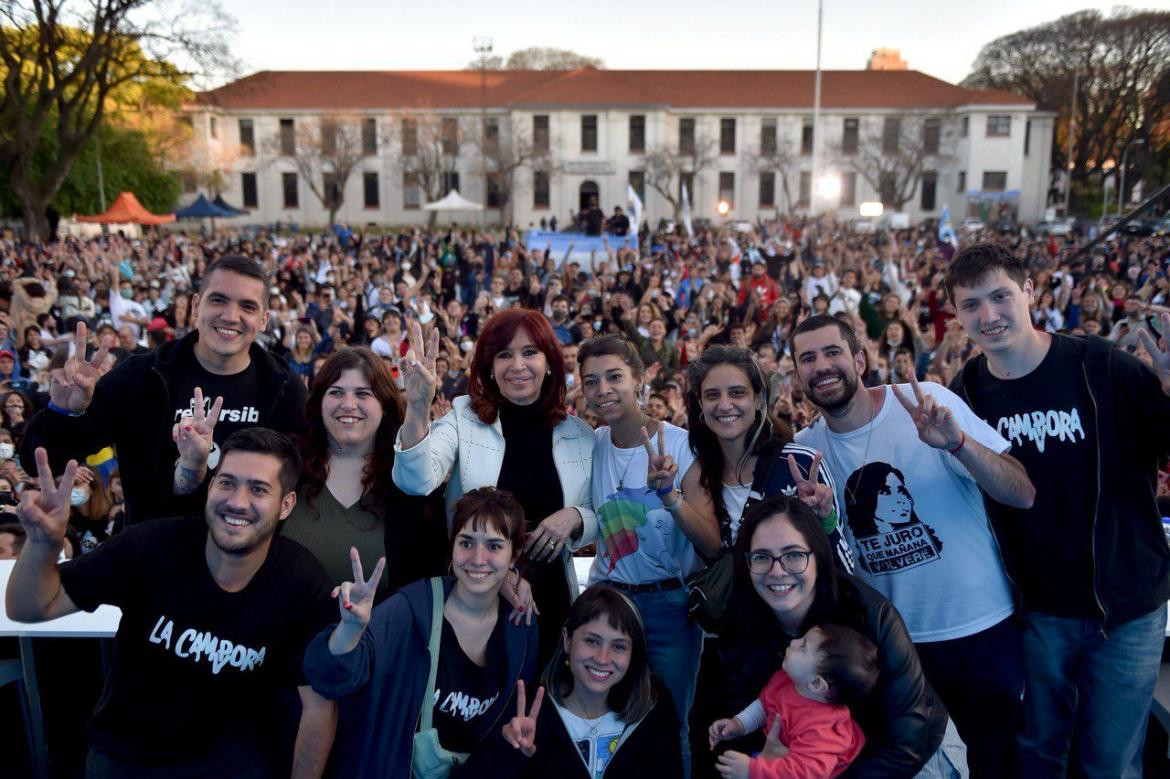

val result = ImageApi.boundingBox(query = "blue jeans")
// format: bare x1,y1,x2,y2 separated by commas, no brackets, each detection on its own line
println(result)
627,586,703,779
1018,603,1167,778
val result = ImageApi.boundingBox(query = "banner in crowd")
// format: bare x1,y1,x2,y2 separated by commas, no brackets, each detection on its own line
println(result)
523,231,638,269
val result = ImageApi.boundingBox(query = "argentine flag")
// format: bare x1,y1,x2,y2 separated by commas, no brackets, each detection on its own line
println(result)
939,204,958,248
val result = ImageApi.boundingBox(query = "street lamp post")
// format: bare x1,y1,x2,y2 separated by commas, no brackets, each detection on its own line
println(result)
810,0,823,215
1116,138,1146,218
473,36,493,225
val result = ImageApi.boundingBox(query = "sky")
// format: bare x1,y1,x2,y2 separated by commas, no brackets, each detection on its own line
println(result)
219,0,1169,87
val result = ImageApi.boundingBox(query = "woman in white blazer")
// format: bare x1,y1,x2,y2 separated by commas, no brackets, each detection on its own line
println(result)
394,308,597,664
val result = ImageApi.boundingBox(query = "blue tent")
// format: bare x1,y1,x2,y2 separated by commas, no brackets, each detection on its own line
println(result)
174,194,235,219
211,194,249,216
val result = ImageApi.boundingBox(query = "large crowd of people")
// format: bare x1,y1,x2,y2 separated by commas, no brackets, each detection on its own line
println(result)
0,212,1168,778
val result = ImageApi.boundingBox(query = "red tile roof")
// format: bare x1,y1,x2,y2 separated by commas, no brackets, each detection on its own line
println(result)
195,67,1033,111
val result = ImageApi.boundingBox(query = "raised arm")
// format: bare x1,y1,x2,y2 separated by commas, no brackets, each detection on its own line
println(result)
892,376,1035,509
6,448,81,622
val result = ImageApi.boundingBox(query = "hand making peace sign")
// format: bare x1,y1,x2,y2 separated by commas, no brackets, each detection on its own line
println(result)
172,387,224,467
50,322,113,414
502,679,544,757
787,451,835,519
643,424,678,493
1138,311,1170,395
333,546,386,627
891,373,964,451
400,319,440,411
16,447,79,548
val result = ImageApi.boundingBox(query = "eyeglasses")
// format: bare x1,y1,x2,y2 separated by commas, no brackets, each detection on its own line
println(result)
746,549,813,575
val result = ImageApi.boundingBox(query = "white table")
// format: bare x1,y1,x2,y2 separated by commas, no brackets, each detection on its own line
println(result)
0,560,121,779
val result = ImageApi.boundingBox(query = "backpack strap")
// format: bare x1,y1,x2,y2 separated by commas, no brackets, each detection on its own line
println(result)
418,577,445,731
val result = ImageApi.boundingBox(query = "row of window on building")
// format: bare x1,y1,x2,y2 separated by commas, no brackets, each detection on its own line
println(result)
209,112,1026,160
232,166,1008,214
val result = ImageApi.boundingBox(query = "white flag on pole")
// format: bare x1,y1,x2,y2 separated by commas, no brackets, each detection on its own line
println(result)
681,182,694,237
627,184,643,237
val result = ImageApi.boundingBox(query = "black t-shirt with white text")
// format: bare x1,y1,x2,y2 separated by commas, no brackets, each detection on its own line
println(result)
967,334,1099,617
432,607,508,753
171,359,264,469
58,515,335,764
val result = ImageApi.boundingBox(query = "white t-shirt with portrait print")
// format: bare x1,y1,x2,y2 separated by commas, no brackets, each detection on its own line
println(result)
587,421,700,586
795,382,1015,643
554,701,624,779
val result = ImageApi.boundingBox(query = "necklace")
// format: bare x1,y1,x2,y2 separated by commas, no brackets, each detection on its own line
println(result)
823,387,878,508
611,436,641,492
611,416,651,492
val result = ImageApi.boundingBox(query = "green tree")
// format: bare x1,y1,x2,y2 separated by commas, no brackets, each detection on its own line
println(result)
0,0,234,239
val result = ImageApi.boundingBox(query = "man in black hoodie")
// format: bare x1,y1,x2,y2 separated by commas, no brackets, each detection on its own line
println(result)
946,243,1170,779
22,255,307,525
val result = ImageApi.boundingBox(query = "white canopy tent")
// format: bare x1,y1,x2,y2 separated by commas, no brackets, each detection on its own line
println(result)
422,190,484,211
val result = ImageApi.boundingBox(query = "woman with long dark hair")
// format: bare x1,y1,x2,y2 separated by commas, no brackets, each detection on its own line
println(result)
684,345,851,563
394,308,597,664
714,495,946,776
491,585,683,778
282,346,447,598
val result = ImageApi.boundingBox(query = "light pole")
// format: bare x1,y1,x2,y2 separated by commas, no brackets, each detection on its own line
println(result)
1116,138,1146,218
810,0,823,215
473,36,493,225
1061,72,1078,218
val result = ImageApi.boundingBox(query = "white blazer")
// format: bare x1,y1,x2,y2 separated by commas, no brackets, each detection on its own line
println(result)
393,395,597,596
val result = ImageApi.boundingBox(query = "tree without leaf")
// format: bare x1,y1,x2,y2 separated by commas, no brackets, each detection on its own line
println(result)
644,135,718,222
263,114,374,227
470,121,550,226
830,115,955,212
745,134,800,213
388,111,466,227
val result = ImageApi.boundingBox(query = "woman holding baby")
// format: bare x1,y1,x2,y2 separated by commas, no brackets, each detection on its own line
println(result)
710,494,947,778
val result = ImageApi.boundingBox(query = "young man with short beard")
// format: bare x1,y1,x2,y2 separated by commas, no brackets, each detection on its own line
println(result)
790,314,1035,778
946,242,1170,778
6,429,337,777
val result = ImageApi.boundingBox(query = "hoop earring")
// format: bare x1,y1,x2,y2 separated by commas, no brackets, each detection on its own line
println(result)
699,410,706,423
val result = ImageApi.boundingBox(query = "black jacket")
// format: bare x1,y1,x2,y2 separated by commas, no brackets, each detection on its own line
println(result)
21,332,307,525
717,575,946,778
951,334,1170,629
463,682,683,779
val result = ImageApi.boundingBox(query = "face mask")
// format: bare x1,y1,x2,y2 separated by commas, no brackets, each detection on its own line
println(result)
70,488,89,507
594,320,603,332
120,288,133,299
460,340,473,353
0,443,13,460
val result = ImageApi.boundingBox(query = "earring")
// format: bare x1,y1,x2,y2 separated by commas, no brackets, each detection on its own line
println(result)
546,368,552,376
489,373,495,382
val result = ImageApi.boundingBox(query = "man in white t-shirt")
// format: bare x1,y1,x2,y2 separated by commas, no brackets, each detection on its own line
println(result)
790,314,1035,779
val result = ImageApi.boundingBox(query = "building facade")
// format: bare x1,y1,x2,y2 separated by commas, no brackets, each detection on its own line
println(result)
185,68,1055,227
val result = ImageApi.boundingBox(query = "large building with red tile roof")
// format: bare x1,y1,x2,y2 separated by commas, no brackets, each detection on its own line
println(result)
183,67,1055,227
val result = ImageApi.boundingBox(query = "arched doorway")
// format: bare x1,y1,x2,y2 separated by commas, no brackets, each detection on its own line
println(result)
579,180,600,214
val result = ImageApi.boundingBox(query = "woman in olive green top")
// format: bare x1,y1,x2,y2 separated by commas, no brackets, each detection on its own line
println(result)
282,347,449,600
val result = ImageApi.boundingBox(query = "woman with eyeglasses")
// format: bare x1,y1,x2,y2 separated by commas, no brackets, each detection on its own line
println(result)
713,494,946,777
